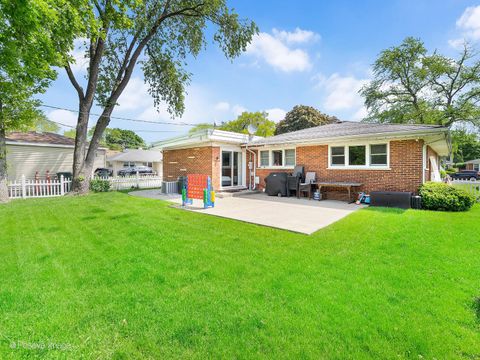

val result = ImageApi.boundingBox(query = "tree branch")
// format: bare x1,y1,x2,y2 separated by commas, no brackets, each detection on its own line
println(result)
64,62,84,100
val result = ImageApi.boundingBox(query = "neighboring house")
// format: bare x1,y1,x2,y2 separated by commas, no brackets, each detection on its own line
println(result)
5,132,106,180
465,159,480,171
106,149,163,176
152,122,450,197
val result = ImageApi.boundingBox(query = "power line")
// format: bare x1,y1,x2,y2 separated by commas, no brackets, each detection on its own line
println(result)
41,104,203,127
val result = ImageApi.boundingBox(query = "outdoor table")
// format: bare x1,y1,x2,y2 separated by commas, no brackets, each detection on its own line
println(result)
312,182,363,202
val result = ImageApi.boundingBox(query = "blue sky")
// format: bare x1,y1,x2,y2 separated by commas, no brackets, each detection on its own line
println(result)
41,0,480,143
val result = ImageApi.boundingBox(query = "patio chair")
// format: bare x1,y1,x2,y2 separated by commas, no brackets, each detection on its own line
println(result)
298,172,316,199
287,165,304,197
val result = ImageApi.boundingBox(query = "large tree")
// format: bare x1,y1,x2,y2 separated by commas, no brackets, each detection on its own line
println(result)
0,0,77,202
451,128,480,163
275,105,338,135
360,37,480,128
221,111,275,137
105,128,146,150
62,0,257,193
188,111,276,137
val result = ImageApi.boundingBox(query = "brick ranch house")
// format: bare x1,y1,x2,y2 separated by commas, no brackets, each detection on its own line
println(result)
152,122,450,199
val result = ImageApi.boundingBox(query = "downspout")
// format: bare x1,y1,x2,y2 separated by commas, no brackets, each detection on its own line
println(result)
245,143,256,190
422,143,427,184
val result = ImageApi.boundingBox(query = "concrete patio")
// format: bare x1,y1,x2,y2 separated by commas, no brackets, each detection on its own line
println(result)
130,190,364,234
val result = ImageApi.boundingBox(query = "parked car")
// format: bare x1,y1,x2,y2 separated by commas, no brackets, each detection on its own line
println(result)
117,166,154,177
449,170,480,181
94,168,113,177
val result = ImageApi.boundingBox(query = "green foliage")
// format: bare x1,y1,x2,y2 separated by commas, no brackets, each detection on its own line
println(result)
275,105,339,135
188,112,276,137
188,123,215,134
89,179,110,192
361,37,480,128
451,128,480,163
63,129,76,139
25,113,60,133
419,182,475,212
221,111,275,137
445,168,457,175
105,128,145,150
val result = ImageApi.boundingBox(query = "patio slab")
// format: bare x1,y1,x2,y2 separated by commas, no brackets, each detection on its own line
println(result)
129,190,364,234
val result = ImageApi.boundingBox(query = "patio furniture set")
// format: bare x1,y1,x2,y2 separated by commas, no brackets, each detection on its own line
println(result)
265,166,363,203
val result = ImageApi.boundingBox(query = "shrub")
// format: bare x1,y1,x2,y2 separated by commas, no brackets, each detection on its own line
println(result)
445,168,457,175
419,182,475,212
90,179,111,193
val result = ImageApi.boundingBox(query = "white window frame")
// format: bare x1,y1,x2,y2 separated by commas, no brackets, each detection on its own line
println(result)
123,161,136,168
328,142,390,170
473,164,480,171
257,148,296,169
259,150,269,167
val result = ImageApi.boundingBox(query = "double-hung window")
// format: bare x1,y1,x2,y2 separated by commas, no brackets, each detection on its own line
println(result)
330,146,346,166
258,149,296,168
330,143,388,168
285,149,295,166
259,151,269,167
370,144,388,166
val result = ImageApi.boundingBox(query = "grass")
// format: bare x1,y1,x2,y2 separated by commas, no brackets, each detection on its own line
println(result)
0,192,479,359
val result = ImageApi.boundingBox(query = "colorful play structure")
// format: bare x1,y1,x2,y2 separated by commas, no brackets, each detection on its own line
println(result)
181,174,215,209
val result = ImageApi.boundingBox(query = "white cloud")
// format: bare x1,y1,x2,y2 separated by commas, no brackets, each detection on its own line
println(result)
450,6,480,47
448,38,466,50
265,108,286,122
232,104,247,116
246,28,318,72
272,28,320,44
319,73,369,112
47,109,78,128
116,77,153,112
214,101,230,111
69,38,89,73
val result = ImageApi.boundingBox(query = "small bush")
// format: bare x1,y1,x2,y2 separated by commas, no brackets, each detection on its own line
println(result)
445,168,457,175
419,182,475,212
90,179,111,193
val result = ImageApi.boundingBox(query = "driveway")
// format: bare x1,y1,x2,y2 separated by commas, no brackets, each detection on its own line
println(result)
130,190,364,235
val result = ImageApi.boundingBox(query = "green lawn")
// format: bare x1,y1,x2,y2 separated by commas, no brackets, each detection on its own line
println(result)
1,193,479,359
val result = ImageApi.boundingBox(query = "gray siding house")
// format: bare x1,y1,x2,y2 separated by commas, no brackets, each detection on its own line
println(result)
6,132,106,180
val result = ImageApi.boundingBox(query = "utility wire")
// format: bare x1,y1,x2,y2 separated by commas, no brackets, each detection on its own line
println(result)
41,104,203,127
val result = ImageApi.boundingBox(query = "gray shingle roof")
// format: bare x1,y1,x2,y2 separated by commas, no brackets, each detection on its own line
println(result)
6,131,75,146
247,121,448,146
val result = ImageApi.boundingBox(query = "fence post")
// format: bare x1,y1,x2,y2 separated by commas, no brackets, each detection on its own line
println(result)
136,171,140,188
60,175,65,196
21,175,26,199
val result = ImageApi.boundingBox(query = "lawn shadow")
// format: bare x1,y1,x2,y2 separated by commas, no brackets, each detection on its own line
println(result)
363,206,408,214
473,297,480,323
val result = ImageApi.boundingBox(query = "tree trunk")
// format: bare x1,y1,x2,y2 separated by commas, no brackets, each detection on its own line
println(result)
71,101,91,194
0,101,10,203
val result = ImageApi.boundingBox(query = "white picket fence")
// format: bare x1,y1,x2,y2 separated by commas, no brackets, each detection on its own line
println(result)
8,175,72,199
7,173,162,199
451,179,480,202
97,174,163,191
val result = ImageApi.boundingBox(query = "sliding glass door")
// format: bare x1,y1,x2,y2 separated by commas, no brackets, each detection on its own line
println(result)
221,151,241,187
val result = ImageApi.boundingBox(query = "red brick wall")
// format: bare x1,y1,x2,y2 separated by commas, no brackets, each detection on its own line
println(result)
162,146,221,190
252,140,425,198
